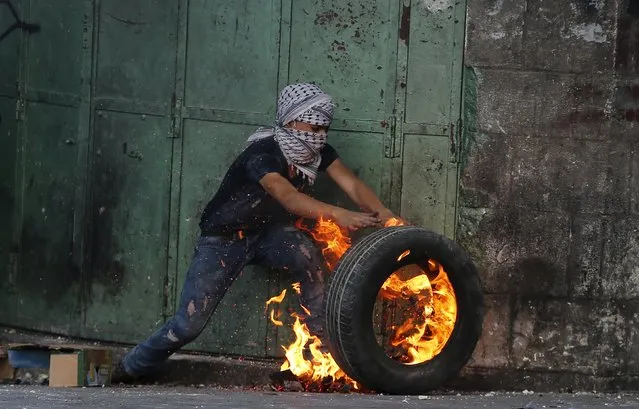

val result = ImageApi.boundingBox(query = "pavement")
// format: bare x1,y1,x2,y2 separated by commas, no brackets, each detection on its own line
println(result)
1,386,639,409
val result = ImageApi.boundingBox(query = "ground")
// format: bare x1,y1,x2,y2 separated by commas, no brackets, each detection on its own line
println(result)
1,386,638,409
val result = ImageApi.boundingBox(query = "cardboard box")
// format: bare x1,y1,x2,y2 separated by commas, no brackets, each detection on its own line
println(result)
49,349,112,388
0,358,15,381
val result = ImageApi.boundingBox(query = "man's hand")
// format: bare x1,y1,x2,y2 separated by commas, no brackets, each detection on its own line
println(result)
375,207,397,226
333,208,381,231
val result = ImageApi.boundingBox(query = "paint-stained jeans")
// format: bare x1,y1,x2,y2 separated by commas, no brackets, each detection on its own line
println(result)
122,223,327,377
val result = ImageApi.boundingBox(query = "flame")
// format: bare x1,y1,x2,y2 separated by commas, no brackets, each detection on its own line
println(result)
296,217,350,270
279,317,353,387
397,250,410,261
300,304,311,316
384,217,406,227
266,289,287,307
270,309,284,326
267,215,457,390
292,282,301,295
380,262,457,364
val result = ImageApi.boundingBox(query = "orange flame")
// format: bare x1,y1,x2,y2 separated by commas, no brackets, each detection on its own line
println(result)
292,282,301,295
296,217,350,270
380,262,457,364
270,309,284,326
384,217,406,227
267,215,457,390
266,289,287,307
397,250,410,261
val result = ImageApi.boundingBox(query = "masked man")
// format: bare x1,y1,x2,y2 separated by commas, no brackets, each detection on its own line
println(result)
116,83,396,381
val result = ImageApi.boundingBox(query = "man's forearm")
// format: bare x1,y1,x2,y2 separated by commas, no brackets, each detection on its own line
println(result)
351,181,388,214
282,191,341,220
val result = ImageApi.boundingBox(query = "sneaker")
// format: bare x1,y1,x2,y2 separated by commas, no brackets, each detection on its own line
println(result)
110,359,139,385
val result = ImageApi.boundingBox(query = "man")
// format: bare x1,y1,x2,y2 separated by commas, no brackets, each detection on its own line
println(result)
116,83,395,381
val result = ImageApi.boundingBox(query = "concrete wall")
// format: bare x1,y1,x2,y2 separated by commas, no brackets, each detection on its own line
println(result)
456,0,639,391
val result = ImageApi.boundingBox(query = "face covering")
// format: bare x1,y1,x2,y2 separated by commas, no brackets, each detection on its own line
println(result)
247,83,334,184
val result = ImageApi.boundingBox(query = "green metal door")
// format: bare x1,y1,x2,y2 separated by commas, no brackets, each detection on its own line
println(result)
0,0,23,324
82,0,178,342
0,0,466,358
0,0,87,334
397,0,466,238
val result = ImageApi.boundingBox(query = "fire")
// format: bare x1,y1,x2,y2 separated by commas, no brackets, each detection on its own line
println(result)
265,282,358,389
397,250,411,261
265,215,457,390
270,310,284,326
266,289,287,307
380,262,457,364
296,217,350,270
384,217,405,227
279,317,352,386
292,282,301,295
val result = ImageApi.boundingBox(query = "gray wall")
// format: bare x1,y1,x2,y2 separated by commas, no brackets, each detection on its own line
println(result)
456,0,639,391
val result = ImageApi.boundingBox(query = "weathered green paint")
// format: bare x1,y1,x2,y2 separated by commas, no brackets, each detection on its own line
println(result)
398,0,467,238
81,0,179,341
0,96,18,324
17,102,83,334
0,0,24,328
0,0,468,358
0,0,21,96
0,0,22,323
95,0,178,110
0,0,86,335
83,111,172,341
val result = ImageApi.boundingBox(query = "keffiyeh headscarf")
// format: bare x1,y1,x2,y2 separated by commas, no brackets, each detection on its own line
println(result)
247,83,334,184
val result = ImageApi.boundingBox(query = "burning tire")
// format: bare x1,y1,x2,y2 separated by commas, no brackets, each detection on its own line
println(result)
324,226,484,395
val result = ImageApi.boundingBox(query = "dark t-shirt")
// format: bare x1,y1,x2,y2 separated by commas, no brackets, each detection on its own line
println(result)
199,137,339,234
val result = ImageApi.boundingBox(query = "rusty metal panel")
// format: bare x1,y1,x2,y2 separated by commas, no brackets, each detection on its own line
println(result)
16,102,82,334
95,0,177,110
176,120,275,357
83,111,172,341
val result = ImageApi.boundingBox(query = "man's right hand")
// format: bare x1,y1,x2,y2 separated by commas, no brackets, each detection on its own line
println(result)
333,208,381,231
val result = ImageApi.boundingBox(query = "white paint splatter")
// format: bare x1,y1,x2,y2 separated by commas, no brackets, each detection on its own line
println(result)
422,0,453,13
567,23,607,43
487,0,504,16
588,0,605,11
490,31,506,40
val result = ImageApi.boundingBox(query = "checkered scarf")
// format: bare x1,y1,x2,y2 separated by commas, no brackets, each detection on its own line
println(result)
247,83,334,184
